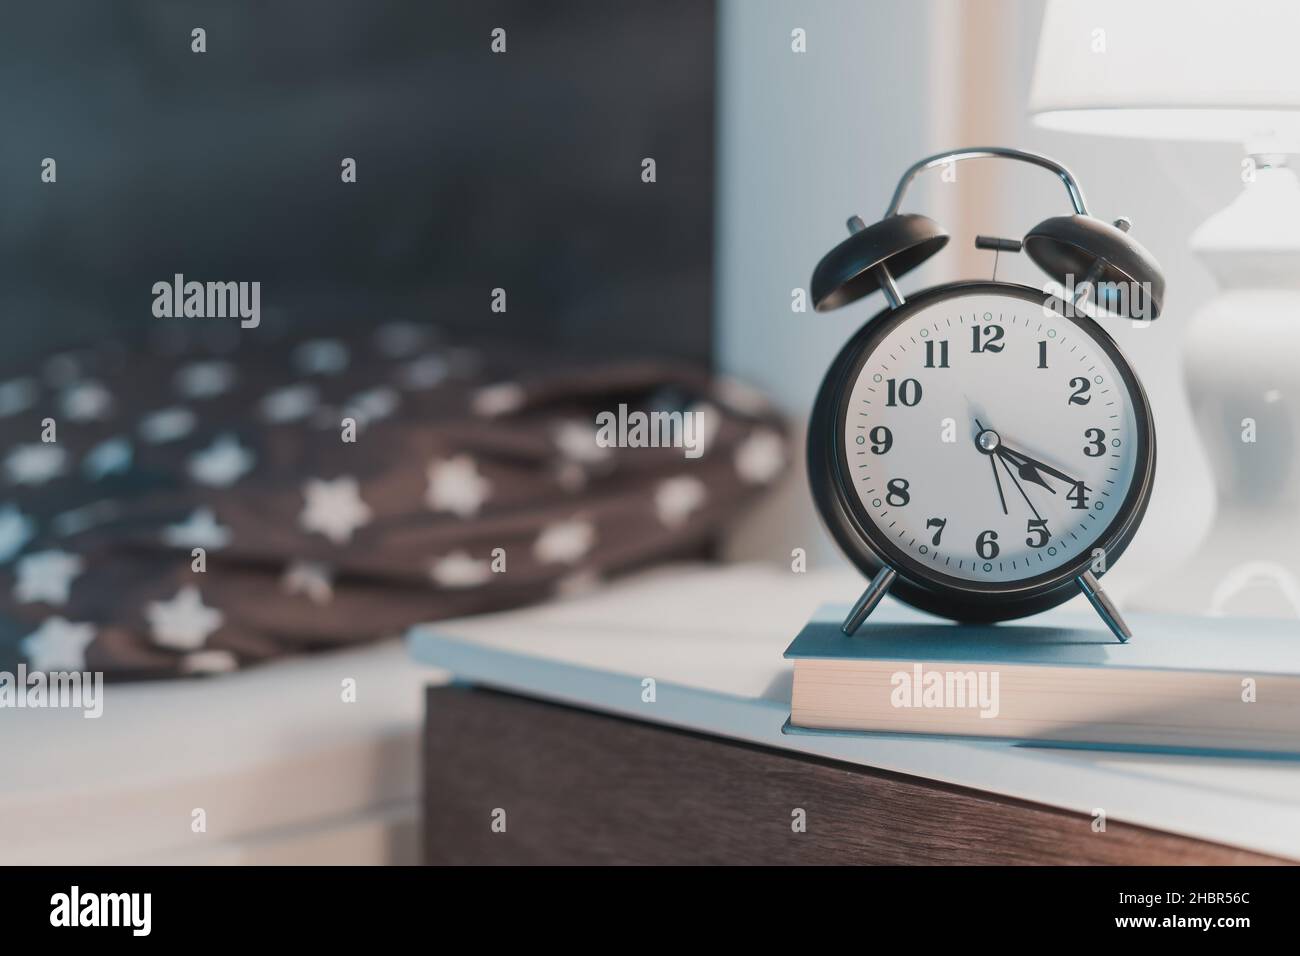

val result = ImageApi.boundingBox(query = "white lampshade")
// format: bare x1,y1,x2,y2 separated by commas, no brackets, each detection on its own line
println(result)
1030,0,1300,148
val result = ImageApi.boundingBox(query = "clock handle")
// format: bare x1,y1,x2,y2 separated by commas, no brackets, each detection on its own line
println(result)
885,147,1089,218
841,566,898,636
1077,570,1133,644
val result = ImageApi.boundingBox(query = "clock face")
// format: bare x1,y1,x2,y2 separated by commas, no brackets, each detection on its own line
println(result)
839,289,1147,587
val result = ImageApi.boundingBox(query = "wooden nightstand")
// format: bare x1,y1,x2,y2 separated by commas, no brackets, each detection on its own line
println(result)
422,685,1284,865
409,564,1300,865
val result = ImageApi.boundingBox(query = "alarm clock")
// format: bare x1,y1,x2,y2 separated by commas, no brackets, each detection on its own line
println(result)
808,147,1163,642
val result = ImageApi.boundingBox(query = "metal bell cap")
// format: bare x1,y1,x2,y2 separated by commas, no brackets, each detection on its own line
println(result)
1024,215,1165,320
811,214,948,312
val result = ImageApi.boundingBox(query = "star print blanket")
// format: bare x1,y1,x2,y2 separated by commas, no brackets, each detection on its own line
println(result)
0,324,786,680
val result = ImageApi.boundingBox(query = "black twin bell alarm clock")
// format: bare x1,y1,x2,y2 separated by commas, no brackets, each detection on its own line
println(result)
808,147,1163,642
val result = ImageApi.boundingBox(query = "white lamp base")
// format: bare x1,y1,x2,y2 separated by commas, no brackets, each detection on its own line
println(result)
1138,162,1300,618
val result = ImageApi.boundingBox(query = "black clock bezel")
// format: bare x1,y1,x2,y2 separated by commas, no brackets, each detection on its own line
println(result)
808,280,1156,623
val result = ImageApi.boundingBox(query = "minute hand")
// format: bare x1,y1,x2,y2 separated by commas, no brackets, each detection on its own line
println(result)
996,445,1084,491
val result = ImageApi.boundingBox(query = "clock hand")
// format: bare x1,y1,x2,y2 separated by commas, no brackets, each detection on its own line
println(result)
996,447,1058,493
997,452,1044,523
996,444,1087,494
973,419,1008,515
988,452,1008,515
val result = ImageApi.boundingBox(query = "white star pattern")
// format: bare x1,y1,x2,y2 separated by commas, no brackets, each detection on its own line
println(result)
654,475,708,528
175,360,237,399
20,617,96,671
162,507,231,550
146,586,224,650
138,406,197,444
60,380,113,422
471,382,525,417
715,377,772,415
554,421,612,464
293,339,349,375
686,401,722,457
282,560,334,605
735,429,785,484
300,476,372,544
260,383,319,423
5,444,67,485
397,354,450,390
0,378,38,418
533,517,595,565
425,455,491,518
53,500,121,538
82,437,132,480
14,550,84,605
0,504,36,563
343,386,400,427
187,434,255,487
429,551,492,588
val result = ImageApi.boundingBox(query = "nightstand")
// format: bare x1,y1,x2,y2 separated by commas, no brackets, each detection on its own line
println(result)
422,685,1283,865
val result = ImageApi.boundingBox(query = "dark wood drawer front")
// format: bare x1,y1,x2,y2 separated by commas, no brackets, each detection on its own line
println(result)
423,686,1283,865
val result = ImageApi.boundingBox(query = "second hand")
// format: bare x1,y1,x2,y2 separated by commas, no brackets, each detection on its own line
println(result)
989,453,1008,515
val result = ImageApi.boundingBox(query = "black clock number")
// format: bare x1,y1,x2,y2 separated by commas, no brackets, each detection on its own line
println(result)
1068,481,1091,510
971,325,1005,354
869,425,893,455
1037,340,1048,369
926,517,947,546
886,378,922,407
886,478,910,507
924,340,949,368
1068,376,1091,405
976,529,999,559
1083,428,1106,457
1025,519,1050,548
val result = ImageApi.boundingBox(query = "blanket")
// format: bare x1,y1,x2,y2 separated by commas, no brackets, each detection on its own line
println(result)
0,322,786,680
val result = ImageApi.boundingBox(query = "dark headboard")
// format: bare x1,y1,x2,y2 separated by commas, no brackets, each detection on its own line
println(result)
0,1,715,364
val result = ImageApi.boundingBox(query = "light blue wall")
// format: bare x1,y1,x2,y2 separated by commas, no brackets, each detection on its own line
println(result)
715,0,953,564
716,0,949,415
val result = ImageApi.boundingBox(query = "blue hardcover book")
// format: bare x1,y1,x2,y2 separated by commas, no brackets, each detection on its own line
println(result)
783,605,1300,756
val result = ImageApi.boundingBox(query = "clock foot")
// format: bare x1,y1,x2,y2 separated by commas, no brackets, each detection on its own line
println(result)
1076,570,1132,643
842,566,898,636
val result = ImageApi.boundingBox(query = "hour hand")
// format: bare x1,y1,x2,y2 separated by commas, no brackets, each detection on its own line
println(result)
997,448,1057,493
996,444,1088,494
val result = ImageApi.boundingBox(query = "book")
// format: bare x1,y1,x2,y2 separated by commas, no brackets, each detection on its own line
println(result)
784,605,1300,756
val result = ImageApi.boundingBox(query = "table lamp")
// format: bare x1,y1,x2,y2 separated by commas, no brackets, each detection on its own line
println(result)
1029,0,1300,617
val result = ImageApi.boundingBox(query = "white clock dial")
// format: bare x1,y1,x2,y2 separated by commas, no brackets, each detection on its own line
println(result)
841,291,1142,584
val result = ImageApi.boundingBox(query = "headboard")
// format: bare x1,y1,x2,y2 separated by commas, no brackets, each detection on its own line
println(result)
0,1,716,364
